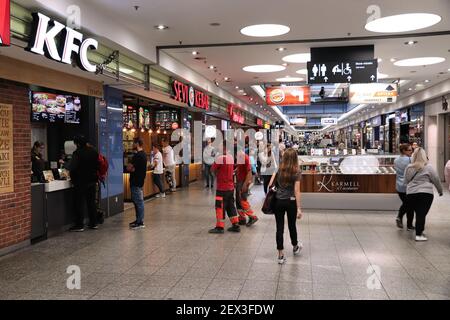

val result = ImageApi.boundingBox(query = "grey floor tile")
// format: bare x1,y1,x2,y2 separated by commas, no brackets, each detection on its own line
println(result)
129,286,171,299
140,275,182,288
175,277,213,290
242,280,278,293
202,288,240,300
349,286,390,300
166,287,206,300
238,290,276,300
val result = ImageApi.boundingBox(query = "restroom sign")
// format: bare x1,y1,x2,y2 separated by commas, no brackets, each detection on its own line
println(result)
0,0,10,46
307,60,378,84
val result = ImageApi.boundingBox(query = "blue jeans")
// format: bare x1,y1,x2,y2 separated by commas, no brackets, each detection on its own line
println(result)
131,186,145,224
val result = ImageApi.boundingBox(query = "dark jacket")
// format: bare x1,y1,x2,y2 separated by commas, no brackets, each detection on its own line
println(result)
69,145,99,186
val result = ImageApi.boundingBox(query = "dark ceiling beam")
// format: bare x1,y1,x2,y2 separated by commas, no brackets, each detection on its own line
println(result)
157,30,450,50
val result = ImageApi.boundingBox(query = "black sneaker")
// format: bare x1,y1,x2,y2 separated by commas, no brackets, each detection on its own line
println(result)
88,225,99,230
238,219,247,226
227,225,241,233
69,226,84,232
246,216,259,227
407,226,416,231
208,227,224,234
130,223,145,230
396,217,403,229
129,221,137,227
205,185,210,188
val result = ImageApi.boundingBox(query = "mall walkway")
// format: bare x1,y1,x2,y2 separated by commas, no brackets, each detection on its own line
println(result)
1,183,450,300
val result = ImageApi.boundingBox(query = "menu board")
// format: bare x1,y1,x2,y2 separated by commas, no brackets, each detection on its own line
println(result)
0,104,14,194
155,110,179,130
144,109,151,130
32,92,81,124
123,105,138,129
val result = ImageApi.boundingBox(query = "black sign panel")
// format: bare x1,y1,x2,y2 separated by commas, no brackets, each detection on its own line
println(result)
311,45,374,62
307,60,378,84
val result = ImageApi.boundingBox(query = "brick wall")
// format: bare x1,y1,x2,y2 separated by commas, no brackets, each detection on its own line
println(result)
0,79,32,250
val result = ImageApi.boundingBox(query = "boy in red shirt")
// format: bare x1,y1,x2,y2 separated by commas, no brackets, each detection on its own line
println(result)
235,150,259,226
209,144,240,234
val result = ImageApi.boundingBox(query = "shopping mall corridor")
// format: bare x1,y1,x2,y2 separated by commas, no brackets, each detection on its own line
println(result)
1,183,450,300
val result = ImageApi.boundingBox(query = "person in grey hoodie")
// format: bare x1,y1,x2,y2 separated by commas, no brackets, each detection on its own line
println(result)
394,144,414,229
404,147,443,241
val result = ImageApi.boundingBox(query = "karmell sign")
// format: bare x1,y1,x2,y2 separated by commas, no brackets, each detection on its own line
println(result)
0,0,10,47
0,103,13,194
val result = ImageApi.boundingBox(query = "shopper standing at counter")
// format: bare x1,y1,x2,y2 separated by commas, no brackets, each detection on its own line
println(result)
31,141,46,182
394,144,414,230
405,148,443,242
162,138,176,192
128,138,148,230
68,135,99,232
203,139,216,188
152,145,165,198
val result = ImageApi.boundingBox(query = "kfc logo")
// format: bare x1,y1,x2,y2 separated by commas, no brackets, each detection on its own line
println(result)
0,0,10,47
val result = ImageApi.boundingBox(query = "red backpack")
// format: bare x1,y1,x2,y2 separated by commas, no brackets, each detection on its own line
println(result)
97,154,109,184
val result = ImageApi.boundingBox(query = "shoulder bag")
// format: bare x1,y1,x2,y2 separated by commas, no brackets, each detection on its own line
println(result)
262,173,278,215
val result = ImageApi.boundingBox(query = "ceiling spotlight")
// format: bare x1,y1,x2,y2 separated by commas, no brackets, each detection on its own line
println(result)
408,88,413,91
365,13,441,33
214,80,219,86
394,57,445,67
240,24,290,37
224,77,230,81
235,86,239,89
378,58,383,63
390,58,396,62
424,79,430,83
210,22,221,26
405,41,418,46
155,24,169,30
250,97,253,101
277,47,287,52
208,65,215,69
192,51,199,55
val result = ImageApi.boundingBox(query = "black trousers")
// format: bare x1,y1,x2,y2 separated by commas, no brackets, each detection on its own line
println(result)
153,173,164,193
407,193,434,236
74,183,97,227
263,175,272,194
397,192,414,227
274,199,298,251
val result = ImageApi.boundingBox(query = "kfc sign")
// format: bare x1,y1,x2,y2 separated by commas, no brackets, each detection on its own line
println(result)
172,80,209,110
0,0,10,47
228,104,244,124
27,13,98,72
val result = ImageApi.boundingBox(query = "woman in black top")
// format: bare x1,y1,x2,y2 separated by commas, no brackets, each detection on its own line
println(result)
269,148,303,264
31,141,45,182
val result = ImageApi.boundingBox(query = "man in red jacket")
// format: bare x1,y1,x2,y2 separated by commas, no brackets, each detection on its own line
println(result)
209,143,240,234
235,150,259,227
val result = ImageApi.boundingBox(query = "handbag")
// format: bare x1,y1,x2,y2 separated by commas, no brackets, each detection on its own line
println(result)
262,174,278,215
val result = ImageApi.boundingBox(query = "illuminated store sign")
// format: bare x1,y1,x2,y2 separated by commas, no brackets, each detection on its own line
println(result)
266,86,310,106
349,83,398,104
227,104,244,124
27,12,98,72
0,0,10,46
172,80,209,110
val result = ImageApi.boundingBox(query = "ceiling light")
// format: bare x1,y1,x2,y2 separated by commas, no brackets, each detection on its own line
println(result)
235,86,239,89
405,41,418,46
377,58,383,63
296,69,308,75
276,76,304,82
240,24,290,37
192,51,199,55
408,88,413,91
365,13,441,33
224,77,230,81
424,79,430,83
416,83,425,87
243,64,286,73
377,72,389,79
281,63,288,67
119,67,134,74
390,58,396,62
282,53,311,63
448,68,450,72
155,24,169,30
394,57,445,67
276,47,287,52
208,65,215,69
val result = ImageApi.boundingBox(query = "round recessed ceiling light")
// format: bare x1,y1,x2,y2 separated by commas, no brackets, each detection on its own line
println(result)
235,86,239,89
424,79,430,83
276,76,304,82
405,41,418,46
276,47,287,52
408,88,413,91
242,64,286,73
394,57,445,67
208,65,215,69
365,13,441,33
282,53,311,63
192,51,199,55
155,24,169,30
377,72,389,79
240,24,290,37
296,69,308,75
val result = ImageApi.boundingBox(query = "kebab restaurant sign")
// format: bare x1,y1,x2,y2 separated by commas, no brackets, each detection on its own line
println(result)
26,12,99,72
172,80,210,110
0,104,13,194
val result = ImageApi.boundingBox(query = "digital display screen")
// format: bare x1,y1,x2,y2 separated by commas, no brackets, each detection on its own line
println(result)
32,92,81,124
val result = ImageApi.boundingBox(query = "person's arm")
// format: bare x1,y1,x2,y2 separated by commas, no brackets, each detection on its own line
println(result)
295,180,302,219
445,161,450,186
68,151,79,174
404,166,414,184
153,154,159,169
429,167,444,196
268,172,276,188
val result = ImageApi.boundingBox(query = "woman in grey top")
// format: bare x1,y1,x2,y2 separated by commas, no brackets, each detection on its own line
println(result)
268,149,303,264
404,148,443,241
393,144,414,229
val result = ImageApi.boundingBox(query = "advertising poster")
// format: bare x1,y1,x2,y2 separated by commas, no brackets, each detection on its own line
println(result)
0,103,13,194
266,86,311,106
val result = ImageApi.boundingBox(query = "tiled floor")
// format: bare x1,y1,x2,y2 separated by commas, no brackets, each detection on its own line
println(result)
1,182,450,300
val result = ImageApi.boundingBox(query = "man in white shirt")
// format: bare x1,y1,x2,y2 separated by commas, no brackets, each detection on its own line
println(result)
152,144,165,198
162,138,176,192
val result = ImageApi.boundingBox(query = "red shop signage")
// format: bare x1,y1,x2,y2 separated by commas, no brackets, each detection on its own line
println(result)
172,80,209,110
0,0,10,47
256,118,263,127
228,104,244,124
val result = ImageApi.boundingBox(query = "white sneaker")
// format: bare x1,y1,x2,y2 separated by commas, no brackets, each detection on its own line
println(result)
278,255,287,265
155,194,161,198
293,243,303,256
415,235,428,242
161,193,166,198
